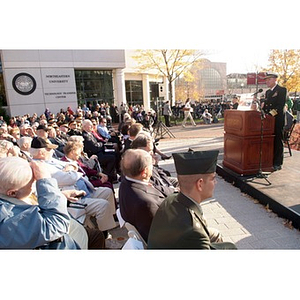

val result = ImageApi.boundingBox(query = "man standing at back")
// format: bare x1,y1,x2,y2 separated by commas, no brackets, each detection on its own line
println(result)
163,101,172,127
148,150,236,249
263,72,287,171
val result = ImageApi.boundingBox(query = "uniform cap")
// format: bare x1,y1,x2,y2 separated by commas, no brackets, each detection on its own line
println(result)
263,72,278,79
172,150,219,175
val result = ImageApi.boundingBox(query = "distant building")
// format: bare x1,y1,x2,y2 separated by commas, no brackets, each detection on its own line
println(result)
0,49,167,117
0,50,270,118
227,72,268,98
175,59,227,103
0,50,127,117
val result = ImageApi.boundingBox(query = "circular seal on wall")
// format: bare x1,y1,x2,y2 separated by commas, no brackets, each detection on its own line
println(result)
12,73,36,95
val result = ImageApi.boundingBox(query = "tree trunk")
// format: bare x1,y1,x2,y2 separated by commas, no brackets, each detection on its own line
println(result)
168,80,173,105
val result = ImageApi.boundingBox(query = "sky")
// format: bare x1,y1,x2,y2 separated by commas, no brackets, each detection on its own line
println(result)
1,2,295,77
205,49,271,74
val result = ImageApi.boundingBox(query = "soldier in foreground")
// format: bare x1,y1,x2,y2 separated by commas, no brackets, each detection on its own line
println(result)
148,150,237,249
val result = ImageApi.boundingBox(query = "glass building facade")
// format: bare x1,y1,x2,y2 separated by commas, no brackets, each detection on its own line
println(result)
125,80,143,106
198,68,223,90
75,70,114,107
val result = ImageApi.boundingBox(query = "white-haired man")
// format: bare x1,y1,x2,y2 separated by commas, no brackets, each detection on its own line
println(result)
0,157,78,249
82,119,118,182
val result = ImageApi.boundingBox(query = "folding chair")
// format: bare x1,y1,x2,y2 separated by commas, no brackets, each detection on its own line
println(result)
116,208,125,228
124,222,147,249
116,208,147,249
283,119,297,156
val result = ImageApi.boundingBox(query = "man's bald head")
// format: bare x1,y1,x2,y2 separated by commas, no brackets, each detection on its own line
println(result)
121,149,153,179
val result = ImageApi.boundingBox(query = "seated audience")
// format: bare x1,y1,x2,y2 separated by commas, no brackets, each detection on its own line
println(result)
29,137,117,236
131,132,179,197
81,119,118,182
61,140,116,206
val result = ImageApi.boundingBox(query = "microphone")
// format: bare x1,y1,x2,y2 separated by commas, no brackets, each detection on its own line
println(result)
252,88,263,96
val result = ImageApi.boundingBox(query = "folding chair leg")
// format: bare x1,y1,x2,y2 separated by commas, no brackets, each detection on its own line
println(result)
288,141,292,156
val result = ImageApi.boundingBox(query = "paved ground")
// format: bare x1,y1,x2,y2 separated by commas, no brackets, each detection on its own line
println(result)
107,123,300,249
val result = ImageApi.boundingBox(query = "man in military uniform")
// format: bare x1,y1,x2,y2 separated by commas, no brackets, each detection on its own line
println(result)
147,150,236,249
262,73,287,171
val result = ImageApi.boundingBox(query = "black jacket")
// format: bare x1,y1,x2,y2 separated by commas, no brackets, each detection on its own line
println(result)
119,178,165,242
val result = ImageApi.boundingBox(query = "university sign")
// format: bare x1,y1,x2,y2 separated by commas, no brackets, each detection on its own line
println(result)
41,68,77,103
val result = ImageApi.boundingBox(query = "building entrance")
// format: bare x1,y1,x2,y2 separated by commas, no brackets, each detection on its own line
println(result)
75,70,114,108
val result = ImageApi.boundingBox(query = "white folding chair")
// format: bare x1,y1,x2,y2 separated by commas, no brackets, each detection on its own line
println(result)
122,230,145,250
124,222,147,249
116,208,147,249
116,208,125,228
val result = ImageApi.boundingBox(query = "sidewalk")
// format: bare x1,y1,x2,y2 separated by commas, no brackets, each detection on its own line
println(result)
108,123,300,249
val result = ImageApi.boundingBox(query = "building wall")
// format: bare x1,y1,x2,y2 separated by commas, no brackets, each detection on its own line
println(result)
1,50,125,116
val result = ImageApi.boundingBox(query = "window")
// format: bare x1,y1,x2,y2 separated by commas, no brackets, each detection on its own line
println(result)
75,70,113,107
198,68,223,90
125,80,143,106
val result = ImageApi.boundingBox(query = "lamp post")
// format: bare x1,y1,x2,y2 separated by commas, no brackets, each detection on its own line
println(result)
241,83,244,94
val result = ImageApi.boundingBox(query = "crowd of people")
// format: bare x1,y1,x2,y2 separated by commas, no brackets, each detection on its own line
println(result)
2,71,298,250
0,99,239,250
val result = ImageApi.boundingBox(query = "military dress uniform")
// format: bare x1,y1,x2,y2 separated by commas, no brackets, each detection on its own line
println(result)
148,192,235,249
147,150,237,250
263,76,287,169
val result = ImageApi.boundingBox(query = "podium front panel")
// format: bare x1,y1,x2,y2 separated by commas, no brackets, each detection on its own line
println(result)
223,133,274,175
224,110,275,137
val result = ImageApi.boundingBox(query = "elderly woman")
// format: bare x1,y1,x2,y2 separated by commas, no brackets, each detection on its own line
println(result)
61,140,118,224
61,140,115,192
0,140,21,158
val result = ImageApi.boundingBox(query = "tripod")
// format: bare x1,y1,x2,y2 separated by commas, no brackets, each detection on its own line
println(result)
246,102,272,186
154,120,175,139
153,97,176,139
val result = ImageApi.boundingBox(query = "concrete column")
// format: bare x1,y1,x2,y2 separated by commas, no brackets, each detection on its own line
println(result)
114,68,126,107
142,74,150,112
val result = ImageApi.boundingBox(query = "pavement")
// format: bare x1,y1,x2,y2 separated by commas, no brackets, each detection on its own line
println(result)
107,122,300,249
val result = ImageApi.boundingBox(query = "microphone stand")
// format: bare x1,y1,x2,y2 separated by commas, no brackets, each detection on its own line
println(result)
247,98,272,186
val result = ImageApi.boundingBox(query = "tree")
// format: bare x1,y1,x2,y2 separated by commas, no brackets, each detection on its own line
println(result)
132,50,205,103
267,49,300,93
175,63,205,102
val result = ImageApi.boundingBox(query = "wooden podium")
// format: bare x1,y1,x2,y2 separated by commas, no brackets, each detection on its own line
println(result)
223,110,275,175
